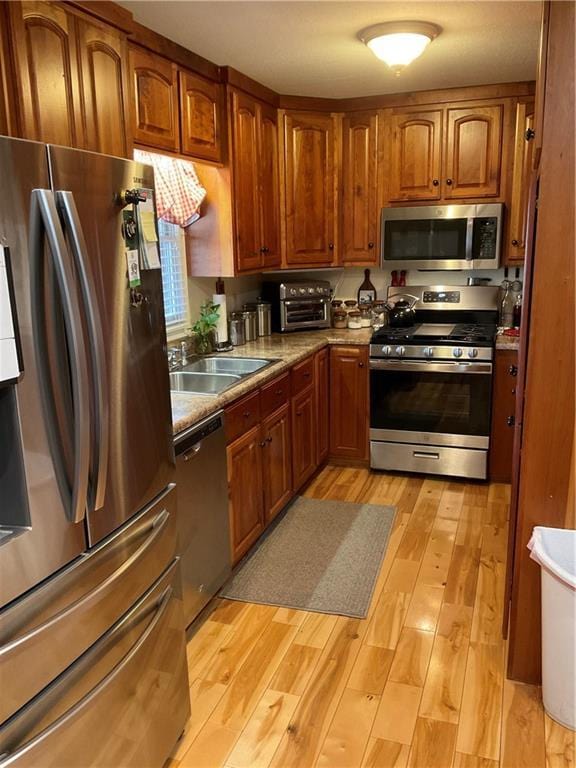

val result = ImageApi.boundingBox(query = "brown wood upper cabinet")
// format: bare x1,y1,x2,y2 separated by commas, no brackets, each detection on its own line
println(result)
507,101,535,264
384,101,506,203
179,70,223,162
387,108,443,202
230,89,280,272
130,45,179,152
329,345,369,461
444,104,503,198
341,111,379,265
283,111,339,267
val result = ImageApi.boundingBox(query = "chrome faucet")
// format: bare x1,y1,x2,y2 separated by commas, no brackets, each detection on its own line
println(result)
180,340,188,366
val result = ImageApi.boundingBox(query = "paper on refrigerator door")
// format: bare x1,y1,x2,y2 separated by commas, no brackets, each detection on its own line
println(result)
136,189,161,269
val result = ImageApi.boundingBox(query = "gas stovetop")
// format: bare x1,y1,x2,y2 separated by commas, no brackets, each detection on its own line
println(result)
371,322,497,347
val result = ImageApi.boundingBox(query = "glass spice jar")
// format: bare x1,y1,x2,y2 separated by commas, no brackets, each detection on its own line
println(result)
347,310,362,330
359,306,372,327
332,309,348,329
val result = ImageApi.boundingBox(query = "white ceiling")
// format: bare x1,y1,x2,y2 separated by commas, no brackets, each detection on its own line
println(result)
121,1,541,98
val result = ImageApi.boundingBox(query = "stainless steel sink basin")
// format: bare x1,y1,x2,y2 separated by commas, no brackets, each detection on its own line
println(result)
169,371,241,395
183,357,274,375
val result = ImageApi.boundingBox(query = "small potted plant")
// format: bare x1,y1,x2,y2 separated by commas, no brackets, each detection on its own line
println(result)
191,300,220,355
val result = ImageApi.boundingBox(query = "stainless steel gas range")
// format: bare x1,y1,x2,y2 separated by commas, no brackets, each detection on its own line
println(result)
369,285,499,480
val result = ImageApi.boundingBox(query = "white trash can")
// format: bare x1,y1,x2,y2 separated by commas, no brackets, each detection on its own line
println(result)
528,526,576,731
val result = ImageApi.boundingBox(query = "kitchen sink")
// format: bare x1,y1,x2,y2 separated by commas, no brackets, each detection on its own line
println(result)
182,357,275,375
169,371,241,395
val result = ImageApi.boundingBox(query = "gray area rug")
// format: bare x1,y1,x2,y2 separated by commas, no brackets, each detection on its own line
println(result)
219,496,396,618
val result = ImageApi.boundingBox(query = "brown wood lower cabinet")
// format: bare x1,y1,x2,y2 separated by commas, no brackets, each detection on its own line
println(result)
262,404,292,524
489,348,518,482
291,386,316,492
226,425,264,564
315,347,329,465
329,345,369,462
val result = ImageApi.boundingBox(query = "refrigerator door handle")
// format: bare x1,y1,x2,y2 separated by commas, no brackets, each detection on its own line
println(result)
56,190,109,513
30,189,90,525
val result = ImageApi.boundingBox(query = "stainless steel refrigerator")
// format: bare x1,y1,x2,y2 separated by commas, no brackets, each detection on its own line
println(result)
0,136,190,766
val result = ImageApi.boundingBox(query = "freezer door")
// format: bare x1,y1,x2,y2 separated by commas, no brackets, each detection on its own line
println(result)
0,559,190,768
0,484,177,724
48,145,175,545
0,136,87,609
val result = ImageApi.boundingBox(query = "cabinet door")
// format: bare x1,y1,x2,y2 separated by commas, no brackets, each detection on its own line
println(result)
341,111,379,264
8,1,84,147
129,46,178,152
179,70,222,162
230,90,261,273
284,111,337,267
315,347,330,465
329,345,368,461
444,104,503,198
77,18,130,158
0,4,14,136
387,109,442,201
291,387,316,491
506,101,535,264
258,102,281,269
489,350,518,482
227,426,264,564
262,404,292,524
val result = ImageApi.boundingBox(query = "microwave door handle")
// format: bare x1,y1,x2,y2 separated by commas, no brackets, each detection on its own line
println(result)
57,191,109,513
465,217,474,261
30,190,90,524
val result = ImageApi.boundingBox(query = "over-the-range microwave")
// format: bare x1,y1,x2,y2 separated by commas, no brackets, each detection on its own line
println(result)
380,203,503,270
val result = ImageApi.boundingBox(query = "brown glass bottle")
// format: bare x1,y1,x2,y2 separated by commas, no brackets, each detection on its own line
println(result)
358,269,376,305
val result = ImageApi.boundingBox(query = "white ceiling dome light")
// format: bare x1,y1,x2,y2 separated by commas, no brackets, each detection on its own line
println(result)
358,21,442,75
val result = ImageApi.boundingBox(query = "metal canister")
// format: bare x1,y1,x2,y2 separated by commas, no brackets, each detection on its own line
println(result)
244,301,272,336
240,310,258,342
228,313,246,346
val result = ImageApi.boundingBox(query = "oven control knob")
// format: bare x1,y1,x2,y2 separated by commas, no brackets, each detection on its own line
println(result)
289,288,297,296
299,288,306,295
396,346,406,357
381,345,392,357
453,347,463,358
424,346,434,358
468,348,478,358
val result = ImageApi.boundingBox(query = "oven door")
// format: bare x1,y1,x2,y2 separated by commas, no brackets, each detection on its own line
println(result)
280,298,330,331
369,359,493,449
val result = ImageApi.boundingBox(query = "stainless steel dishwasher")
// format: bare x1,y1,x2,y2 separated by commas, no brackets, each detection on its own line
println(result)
174,411,231,627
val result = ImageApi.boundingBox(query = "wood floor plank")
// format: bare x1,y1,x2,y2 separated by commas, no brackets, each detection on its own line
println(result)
444,546,481,607
480,524,508,563
385,559,421,593
455,514,484,550
501,682,546,768
366,591,411,649
416,549,452,589
456,642,505,761
372,682,422,745
209,600,248,625
470,553,506,645
396,529,429,562
315,688,380,768
273,607,306,626
388,628,435,688
269,643,322,696
406,500,438,533
269,617,366,768
179,722,239,768
348,645,394,695
362,739,411,768
226,690,300,768
204,604,277,685
210,621,296,731
437,485,465,521
453,752,498,768
173,679,228,760
293,612,339,649
407,717,457,768
544,714,575,768
419,604,473,724
427,517,458,555
186,620,235,682
404,584,444,633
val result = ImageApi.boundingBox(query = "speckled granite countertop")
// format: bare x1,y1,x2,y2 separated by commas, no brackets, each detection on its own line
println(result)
171,328,372,435
495,331,520,351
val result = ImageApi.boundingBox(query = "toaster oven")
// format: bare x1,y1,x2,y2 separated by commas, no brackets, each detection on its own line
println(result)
262,281,332,332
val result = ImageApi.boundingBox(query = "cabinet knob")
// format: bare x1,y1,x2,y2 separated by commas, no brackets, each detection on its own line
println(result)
260,246,269,253
266,436,273,443
259,440,266,448
525,128,535,141
432,179,439,186
446,178,453,186
243,411,251,418
328,243,334,250
275,389,283,396
511,239,519,247
507,415,515,427
303,371,311,378
508,365,518,376
359,362,365,368
296,410,302,417
368,242,374,249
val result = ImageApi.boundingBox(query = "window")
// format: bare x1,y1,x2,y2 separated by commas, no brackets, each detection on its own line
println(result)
158,218,190,337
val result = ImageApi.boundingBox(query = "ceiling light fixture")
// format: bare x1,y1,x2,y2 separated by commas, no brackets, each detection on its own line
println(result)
358,21,442,75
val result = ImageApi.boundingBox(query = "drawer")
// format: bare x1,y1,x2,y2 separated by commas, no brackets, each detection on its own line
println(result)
0,485,177,724
370,441,487,480
291,356,315,396
0,560,190,768
260,372,291,418
225,390,261,443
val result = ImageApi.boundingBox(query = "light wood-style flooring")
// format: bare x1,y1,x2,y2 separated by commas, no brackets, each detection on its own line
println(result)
169,467,575,768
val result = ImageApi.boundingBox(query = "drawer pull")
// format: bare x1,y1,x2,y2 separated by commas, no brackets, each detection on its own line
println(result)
243,411,251,418
413,451,440,460
303,372,311,378
508,365,518,376
507,416,515,427
275,389,283,396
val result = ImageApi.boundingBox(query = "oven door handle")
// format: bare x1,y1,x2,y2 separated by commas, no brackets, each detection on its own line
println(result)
369,360,492,374
283,299,329,306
